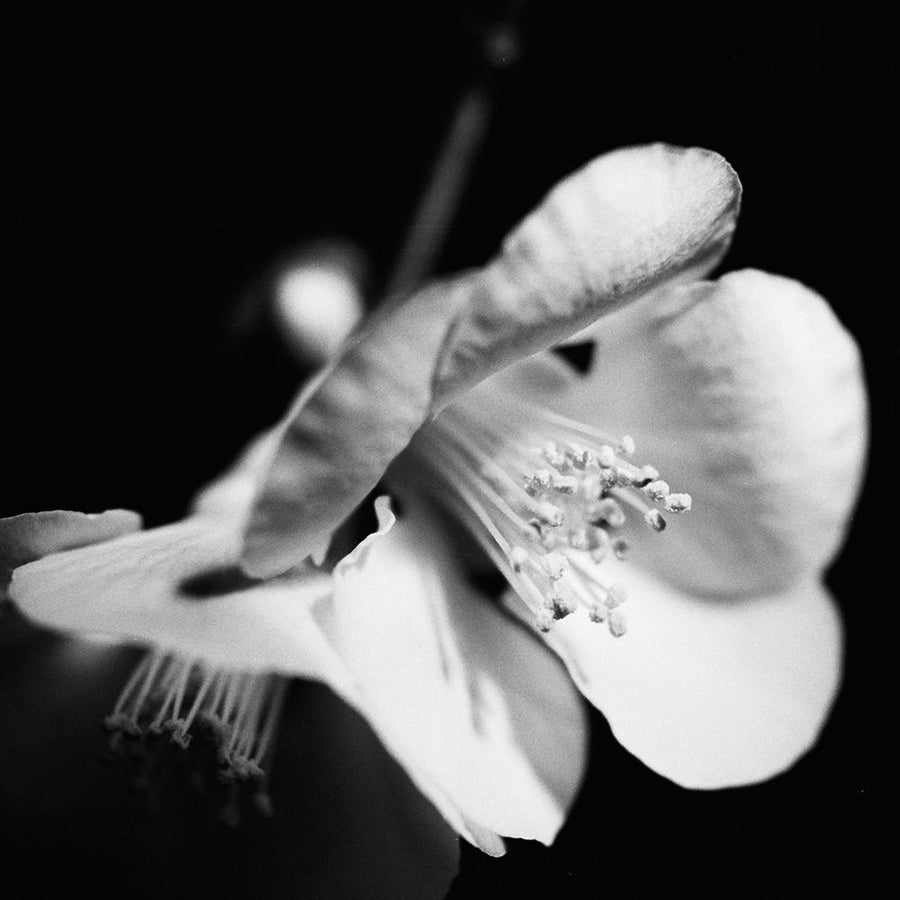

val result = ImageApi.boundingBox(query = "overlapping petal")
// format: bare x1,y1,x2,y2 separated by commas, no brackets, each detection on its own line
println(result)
1,509,142,596
240,280,475,576
2,143,862,847
319,494,587,852
241,144,741,578
7,440,350,686
431,144,741,406
532,562,842,788
494,269,867,596
9,517,351,683
6,477,587,852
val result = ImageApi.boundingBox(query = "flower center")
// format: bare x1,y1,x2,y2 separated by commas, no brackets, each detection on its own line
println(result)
406,392,691,637
104,650,287,819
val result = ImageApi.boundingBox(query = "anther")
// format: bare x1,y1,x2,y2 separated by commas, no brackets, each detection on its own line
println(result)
524,469,551,496
510,546,530,573
541,442,569,470
665,493,693,513
567,446,592,469
551,474,578,494
596,445,616,467
170,726,192,749
533,500,565,527
598,467,618,491
607,608,627,637
644,509,667,532
631,465,660,488
593,498,626,528
644,480,670,501
548,593,577,620
605,583,628,609
568,528,589,550
540,552,569,581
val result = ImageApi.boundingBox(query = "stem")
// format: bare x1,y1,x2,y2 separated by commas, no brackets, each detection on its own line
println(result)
383,86,490,299
383,4,527,299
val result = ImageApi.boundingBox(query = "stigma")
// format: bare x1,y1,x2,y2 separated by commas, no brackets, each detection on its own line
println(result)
407,392,691,637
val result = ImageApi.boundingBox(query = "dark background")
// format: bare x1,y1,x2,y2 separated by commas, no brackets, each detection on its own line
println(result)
2,3,882,897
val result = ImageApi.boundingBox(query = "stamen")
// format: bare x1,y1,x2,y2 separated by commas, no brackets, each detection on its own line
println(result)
405,390,692,637
105,650,288,811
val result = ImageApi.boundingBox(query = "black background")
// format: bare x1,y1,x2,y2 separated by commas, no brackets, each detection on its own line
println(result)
1,3,883,897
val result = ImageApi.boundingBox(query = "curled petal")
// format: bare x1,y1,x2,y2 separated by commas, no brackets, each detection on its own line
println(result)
240,280,474,576
1,509,142,596
431,144,740,406
534,567,842,789
242,145,741,577
511,270,868,595
319,495,587,849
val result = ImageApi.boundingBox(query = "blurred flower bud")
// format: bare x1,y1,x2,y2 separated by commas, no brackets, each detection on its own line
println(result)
272,242,366,364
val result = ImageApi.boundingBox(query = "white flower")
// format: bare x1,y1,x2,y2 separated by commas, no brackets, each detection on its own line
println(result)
1,144,867,856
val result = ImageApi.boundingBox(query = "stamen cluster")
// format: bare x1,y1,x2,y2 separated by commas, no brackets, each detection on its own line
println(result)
409,395,692,637
104,650,286,797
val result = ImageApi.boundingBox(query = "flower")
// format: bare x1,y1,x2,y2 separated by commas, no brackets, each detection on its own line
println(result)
1,144,867,856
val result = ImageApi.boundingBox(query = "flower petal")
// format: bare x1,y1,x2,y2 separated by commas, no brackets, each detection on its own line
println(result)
534,565,842,789
1,509,142,596
6,430,395,689
432,144,741,407
9,518,352,687
240,279,475,577
318,494,587,849
242,144,741,577
506,270,868,595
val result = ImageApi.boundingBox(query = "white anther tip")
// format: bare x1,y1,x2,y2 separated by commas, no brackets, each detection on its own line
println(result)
644,479,670,501
509,546,530,573
612,537,630,560
540,551,569,580
619,435,636,457
551,474,578,494
644,509,667,532
608,608,627,637
597,445,617,467
605,583,628,608
665,493,693,513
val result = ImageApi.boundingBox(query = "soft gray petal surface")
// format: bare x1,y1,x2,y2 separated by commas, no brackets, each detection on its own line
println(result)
319,495,588,850
532,562,842,789
492,269,867,596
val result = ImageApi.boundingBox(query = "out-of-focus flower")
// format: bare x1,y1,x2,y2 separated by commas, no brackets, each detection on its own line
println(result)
271,241,366,364
2,144,867,855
